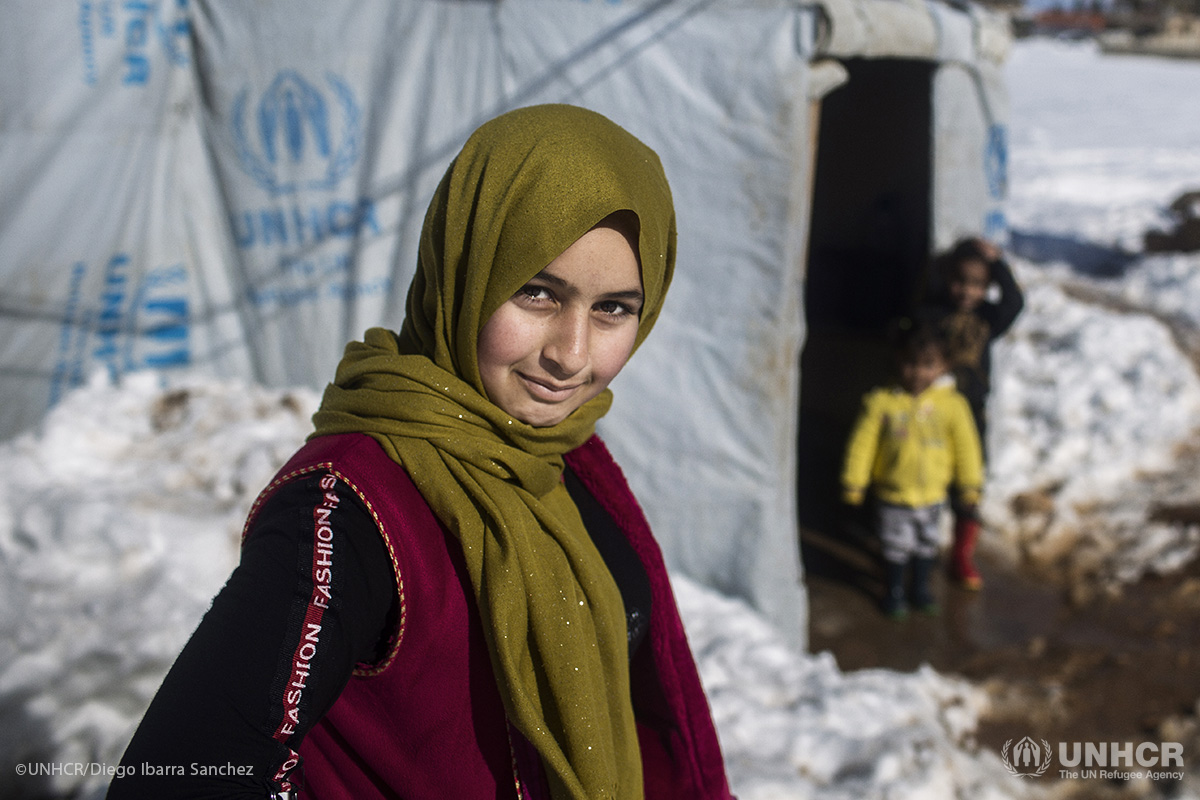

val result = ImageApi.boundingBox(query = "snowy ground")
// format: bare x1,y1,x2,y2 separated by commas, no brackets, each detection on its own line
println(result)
985,38,1200,595
6,35,1200,800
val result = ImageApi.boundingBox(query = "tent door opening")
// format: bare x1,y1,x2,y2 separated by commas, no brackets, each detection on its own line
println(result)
797,58,936,540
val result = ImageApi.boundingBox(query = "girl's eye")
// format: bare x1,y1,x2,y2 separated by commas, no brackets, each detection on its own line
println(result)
517,285,552,303
596,300,637,318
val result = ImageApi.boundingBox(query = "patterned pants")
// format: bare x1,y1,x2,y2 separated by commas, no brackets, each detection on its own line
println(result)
877,502,945,564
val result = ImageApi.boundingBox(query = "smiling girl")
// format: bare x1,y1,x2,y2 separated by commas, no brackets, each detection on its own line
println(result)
110,105,734,800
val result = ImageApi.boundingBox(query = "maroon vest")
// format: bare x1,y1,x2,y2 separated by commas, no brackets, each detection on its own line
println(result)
248,432,733,799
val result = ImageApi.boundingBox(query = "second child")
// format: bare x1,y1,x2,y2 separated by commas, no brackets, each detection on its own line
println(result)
841,322,984,618
923,236,1024,589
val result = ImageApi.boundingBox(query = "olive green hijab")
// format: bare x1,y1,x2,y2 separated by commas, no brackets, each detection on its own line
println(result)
312,104,675,800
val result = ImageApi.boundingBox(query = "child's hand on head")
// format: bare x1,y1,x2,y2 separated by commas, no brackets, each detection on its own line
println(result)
971,237,1001,264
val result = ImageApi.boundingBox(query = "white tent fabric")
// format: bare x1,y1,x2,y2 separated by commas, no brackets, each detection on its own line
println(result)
0,2,250,427
0,0,1009,647
817,0,1010,248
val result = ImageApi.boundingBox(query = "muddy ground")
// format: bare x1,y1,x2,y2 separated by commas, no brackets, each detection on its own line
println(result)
802,522,1200,796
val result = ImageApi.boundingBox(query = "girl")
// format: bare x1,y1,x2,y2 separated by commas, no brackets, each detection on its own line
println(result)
110,105,733,800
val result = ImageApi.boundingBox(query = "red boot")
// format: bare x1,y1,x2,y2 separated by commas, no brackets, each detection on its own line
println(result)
950,516,983,590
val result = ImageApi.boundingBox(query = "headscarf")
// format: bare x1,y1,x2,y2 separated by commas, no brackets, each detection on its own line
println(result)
311,104,675,800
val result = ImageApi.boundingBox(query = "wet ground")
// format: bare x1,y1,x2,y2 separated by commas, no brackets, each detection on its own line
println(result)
802,523,1200,776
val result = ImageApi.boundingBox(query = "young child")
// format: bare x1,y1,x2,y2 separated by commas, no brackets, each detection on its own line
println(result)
923,236,1024,590
841,322,984,618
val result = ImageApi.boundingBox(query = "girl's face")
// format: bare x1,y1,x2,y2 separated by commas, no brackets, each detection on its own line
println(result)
477,223,643,427
947,258,990,312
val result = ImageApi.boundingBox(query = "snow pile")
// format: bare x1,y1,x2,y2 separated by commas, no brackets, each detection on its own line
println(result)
672,576,1028,800
0,372,1020,800
982,262,1200,586
0,372,319,800
989,266,1199,493
980,38,1200,591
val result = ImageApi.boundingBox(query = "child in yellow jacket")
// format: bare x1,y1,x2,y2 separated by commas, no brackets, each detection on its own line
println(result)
842,321,983,617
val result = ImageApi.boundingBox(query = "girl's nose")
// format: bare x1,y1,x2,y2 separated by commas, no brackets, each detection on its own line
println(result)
542,310,589,375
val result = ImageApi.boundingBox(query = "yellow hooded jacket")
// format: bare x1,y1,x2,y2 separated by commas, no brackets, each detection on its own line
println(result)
841,376,984,508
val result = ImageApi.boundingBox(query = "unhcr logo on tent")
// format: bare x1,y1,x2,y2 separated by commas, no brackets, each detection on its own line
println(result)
984,123,1008,200
77,0,191,87
232,70,361,195
50,255,192,406
982,123,1008,242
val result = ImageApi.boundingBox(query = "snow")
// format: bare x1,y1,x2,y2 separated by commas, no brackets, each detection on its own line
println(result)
1005,37,1200,250
6,33,1200,800
0,373,320,800
674,579,1022,800
986,38,1200,591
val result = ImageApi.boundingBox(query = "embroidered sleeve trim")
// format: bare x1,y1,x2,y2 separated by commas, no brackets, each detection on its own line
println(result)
242,463,406,676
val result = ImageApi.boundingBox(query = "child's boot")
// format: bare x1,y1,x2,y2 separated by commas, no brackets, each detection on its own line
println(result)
950,516,983,590
911,556,939,615
882,560,908,619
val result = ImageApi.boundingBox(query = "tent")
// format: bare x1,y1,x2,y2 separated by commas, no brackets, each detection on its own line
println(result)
0,0,1010,647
